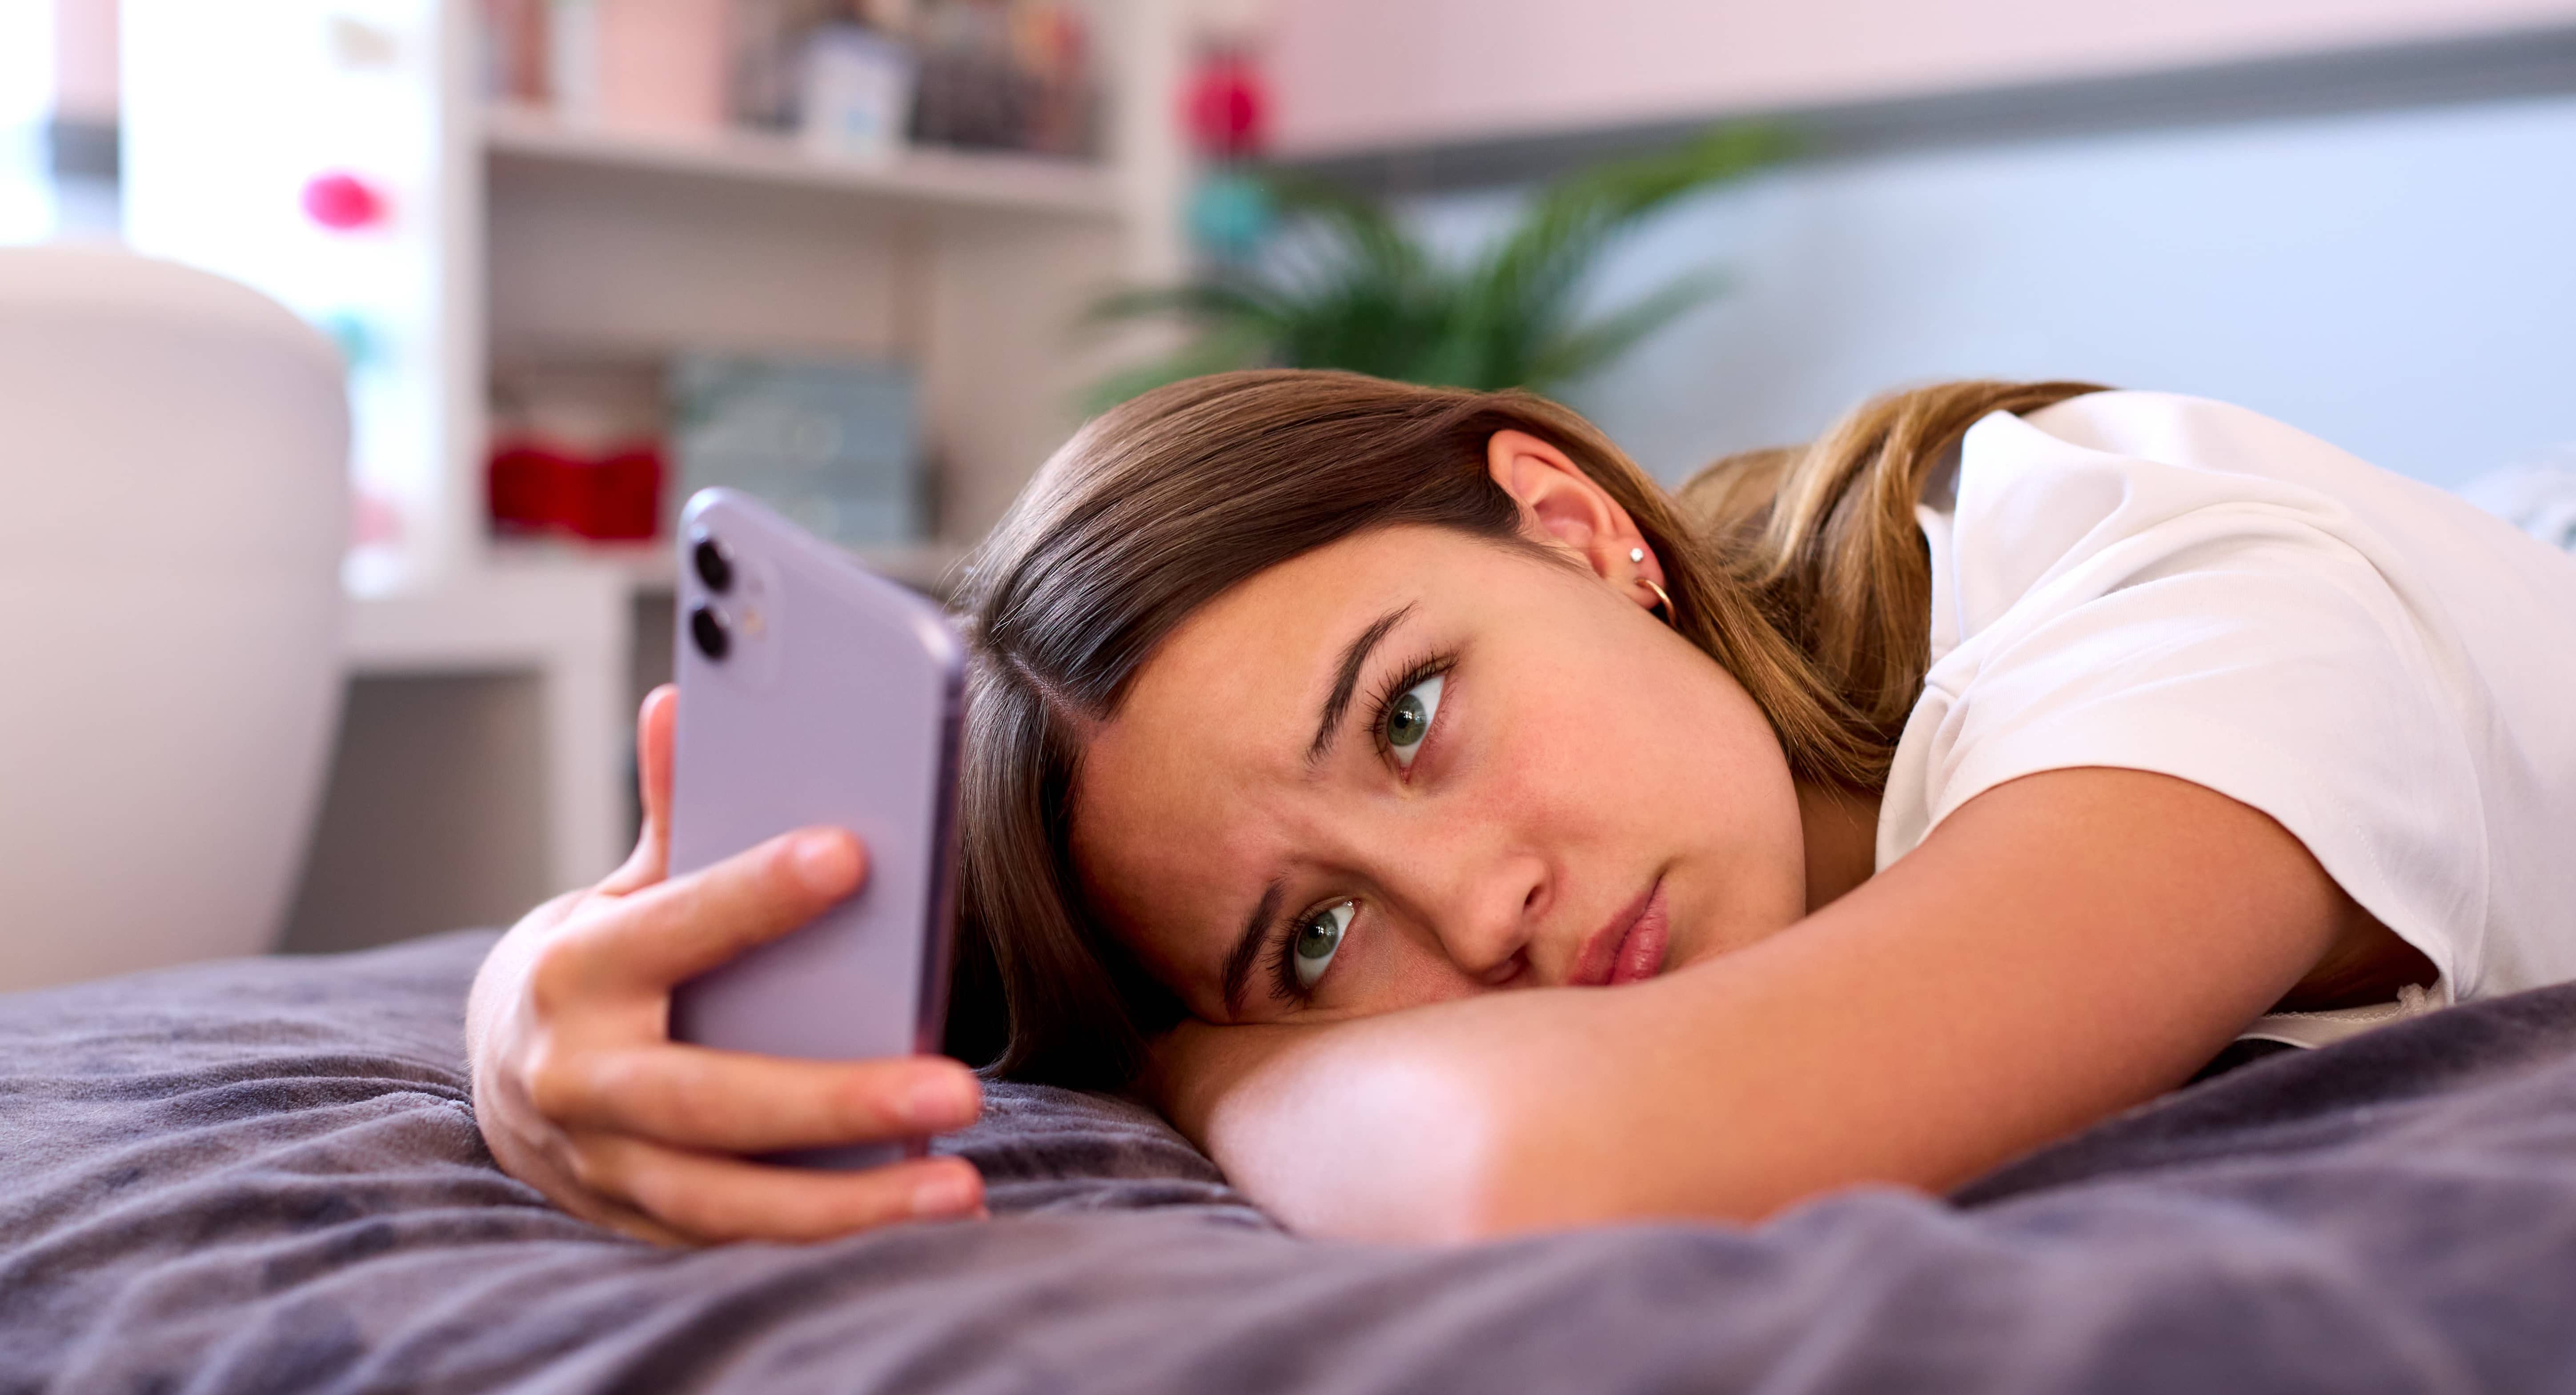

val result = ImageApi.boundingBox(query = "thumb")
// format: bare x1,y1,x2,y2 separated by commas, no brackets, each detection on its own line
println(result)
600,685,678,895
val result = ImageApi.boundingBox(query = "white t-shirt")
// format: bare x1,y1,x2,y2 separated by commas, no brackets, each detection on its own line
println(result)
1878,391,2576,1015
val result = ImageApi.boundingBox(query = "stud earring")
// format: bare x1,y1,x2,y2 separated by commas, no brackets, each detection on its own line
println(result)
1628,547,1645,563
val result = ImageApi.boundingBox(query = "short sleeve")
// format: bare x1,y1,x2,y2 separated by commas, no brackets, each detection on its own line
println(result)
1879,409,2492,998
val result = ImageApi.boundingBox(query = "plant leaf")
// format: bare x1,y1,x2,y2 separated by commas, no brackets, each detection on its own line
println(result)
1523,266,1731,391
1077,122,1792,406
1466,124,1791,379
1079,280,1281,331
1262,172,1428,287
1079,317,1280,413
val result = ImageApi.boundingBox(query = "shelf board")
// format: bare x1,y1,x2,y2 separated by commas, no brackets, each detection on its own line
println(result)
488,537,970,597
482,102,1122,221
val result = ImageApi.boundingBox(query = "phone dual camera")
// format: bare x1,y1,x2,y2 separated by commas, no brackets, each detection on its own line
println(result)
688,531,736,661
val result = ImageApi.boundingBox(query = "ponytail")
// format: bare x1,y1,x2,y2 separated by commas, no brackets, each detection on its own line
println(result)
1677,381,2105,787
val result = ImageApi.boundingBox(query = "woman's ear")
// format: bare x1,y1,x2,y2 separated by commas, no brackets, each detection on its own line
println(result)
1486,429,1665,601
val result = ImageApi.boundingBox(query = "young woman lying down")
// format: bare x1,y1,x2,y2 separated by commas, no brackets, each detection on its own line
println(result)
465,373,2576,1245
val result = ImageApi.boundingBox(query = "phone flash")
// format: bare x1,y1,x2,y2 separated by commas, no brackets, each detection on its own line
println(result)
741,608,766,637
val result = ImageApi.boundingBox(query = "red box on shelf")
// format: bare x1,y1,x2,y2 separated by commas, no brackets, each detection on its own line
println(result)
488,438,664,541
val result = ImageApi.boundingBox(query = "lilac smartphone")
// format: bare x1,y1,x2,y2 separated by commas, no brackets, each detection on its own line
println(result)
665,488,964,1170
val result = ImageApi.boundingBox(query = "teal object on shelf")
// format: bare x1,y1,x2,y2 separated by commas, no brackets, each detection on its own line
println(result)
668,354,923,549
1187,171,1275,261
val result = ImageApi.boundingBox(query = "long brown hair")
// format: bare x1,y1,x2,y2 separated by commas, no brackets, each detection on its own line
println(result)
945,369,2101,1085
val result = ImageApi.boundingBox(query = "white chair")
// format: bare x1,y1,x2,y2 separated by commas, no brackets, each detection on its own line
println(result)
0,246,347,990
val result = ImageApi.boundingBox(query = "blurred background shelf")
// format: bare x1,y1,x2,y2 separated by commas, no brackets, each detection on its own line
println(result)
483,100,1124,222
119,0,1188,948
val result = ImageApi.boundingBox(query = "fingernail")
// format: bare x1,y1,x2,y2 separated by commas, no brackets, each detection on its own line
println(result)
912,1168,979,1219
793,832,857,894
901,1071,978,1130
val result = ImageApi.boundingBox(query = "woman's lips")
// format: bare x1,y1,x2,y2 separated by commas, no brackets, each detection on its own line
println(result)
1611,885,1671,985
1571,879,1669,988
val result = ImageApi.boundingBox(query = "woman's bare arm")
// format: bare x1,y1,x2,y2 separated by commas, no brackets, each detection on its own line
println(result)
1149,767,2375,1241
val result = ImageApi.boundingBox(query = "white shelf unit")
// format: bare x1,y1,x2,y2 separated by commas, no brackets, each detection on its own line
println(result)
482,100,1125,219
126,0,1188,951
478,110,1152,589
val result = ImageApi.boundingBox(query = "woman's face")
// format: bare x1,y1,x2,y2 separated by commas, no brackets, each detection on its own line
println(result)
1069,434,1811,1027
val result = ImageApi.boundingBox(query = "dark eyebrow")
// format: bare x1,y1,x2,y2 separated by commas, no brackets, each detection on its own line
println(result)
1225,605,1408,1016
1307,605,1412,766
1222,880,1283,1019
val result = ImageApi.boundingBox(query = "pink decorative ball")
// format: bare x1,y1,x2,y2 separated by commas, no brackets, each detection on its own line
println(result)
300,172,386,231
1184,52,1267,158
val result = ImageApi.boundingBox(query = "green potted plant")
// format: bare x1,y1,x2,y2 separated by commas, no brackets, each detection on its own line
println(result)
1086,124,1790,407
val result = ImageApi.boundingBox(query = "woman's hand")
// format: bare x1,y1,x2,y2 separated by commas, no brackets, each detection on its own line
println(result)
465,685,987,1245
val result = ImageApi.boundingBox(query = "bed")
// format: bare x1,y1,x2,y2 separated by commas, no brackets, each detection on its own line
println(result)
8,928,2576,1393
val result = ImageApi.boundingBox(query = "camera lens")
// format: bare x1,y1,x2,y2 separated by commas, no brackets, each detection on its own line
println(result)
688,603,730,661
691,532,734,593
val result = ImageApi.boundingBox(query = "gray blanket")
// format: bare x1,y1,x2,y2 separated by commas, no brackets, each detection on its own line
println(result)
6,930,2576,1394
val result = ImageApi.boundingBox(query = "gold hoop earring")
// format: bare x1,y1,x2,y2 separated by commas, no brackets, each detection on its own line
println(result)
1640,577,1673,624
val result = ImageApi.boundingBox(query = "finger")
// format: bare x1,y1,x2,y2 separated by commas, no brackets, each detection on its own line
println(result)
569,828,868,991
599,685,678,896
540,1046,983,1154
574,1137,987,1243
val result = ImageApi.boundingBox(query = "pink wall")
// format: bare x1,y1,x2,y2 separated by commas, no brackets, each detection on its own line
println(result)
1264,0,2576,156
51,0,117,121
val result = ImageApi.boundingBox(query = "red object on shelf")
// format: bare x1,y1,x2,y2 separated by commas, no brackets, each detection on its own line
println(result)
582,445,665,540
487,440,573,534
489,438,665,541
1184,50,1267,158
300,171,387,231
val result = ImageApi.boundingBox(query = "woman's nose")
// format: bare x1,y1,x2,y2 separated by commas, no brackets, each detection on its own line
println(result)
1422,850,1547,986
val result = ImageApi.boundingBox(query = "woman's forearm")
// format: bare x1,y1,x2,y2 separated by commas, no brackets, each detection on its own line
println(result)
1172,971,1878,1241
1158,1012,1507,1240
1162,769,2361,1242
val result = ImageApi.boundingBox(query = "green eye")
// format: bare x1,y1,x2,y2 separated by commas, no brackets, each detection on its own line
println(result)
1292,902,1353,989
1382,673,1444,767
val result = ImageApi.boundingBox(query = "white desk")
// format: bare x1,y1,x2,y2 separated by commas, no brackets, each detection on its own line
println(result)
291,543,958,955
344,561,634,893
273,562,646,957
